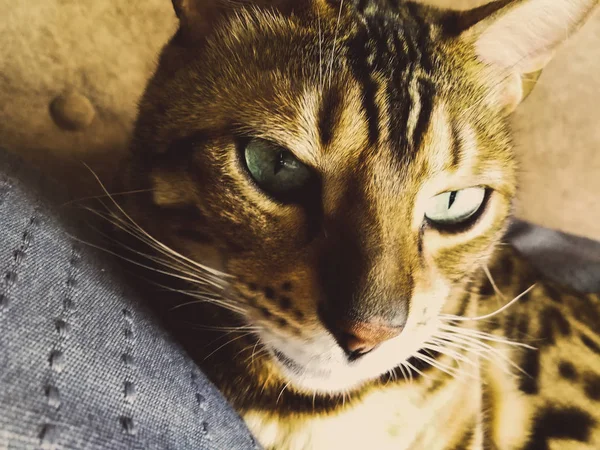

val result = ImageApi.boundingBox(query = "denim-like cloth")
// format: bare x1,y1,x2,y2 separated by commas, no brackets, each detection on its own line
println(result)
0,149,258,449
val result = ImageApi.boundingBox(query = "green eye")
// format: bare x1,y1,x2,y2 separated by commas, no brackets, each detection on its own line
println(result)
243,138,312,199
425,187,487,226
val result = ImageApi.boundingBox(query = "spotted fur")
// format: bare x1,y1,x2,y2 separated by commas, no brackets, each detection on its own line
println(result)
119,0,600,448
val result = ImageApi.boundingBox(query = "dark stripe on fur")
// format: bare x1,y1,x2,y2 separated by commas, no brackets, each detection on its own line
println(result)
406,3,433,74
581,333,600,355
583,373,600,401
519,347,540,395
448,422,475,450
538,306,571,346
412,77,435,154
569,293,600,330
387,30,411,159
318,86,343,147
346,20,380,145
523,407,596,450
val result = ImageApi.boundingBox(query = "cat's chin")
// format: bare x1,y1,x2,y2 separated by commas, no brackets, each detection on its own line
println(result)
258,315,440,395
264,338,412,395
268,345,374,394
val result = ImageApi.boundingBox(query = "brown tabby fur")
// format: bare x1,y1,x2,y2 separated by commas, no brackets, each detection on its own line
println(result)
118,0,600,448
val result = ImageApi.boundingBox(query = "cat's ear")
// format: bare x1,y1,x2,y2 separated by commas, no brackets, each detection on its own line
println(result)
171,0,226,45
445,0,598,111
171,0,303,45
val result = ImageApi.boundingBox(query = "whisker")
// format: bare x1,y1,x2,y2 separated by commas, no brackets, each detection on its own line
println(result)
70,223,241,316
249,339,263,367
404,360,429,380
158,284,245,315
61,188,154,207
84,205,201,275
260,371,274,397
422,343,476,366
412,353,470,380
483,264,506,301
187,324,260,333
428,338,492,358
443,284,536,322
203,332,254,361
170,299,245,315
67,233,226,293
83,163,229,279
432,330,530,376
318,8,323,90
437,325,535,350
235,337,271,361
245,347,270,367
398,363,410,384
276,380,292,405
327,0,344,88
384,369,394,386
90,203,227,286
82,213,225,290
235,343,257,359
427,344,499,374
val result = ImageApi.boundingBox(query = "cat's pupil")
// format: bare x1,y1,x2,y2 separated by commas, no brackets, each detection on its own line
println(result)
274,150,286,175
243,138,312,200
448,191,457,209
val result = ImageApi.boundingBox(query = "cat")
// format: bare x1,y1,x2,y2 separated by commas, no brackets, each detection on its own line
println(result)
117,0,600,448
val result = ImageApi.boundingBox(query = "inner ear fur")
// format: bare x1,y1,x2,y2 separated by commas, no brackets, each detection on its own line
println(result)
441,0,598,111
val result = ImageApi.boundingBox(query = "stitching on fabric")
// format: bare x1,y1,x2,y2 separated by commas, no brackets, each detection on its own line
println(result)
190,371,214,442
39,423,60,449
41,245,80,445
190,371,208,413
0,215,39,311
119,307,137,436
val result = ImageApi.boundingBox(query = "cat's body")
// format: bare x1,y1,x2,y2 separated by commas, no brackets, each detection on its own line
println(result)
240,248,600,450
140,245,599,450
118,0,600,448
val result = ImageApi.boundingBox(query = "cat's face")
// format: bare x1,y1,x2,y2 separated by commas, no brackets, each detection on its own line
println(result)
125,0,596,394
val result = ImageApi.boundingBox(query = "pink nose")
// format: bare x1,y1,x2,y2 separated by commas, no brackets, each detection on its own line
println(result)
335,320,403,360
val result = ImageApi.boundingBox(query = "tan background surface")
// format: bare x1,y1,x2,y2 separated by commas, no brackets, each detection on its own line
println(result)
0,0,598,240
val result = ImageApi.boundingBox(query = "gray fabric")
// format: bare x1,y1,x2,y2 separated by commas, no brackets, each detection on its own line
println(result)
0,148,258,449
507,219,600,293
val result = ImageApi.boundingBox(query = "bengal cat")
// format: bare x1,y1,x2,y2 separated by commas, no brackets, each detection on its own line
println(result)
116,0,600,448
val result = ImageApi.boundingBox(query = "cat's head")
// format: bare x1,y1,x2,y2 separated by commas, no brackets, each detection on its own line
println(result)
124,0,597,394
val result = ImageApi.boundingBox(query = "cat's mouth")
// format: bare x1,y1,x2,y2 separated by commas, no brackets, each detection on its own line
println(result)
254,285,449,394
268,343,363,393
257,303,446,394
262,334,406,394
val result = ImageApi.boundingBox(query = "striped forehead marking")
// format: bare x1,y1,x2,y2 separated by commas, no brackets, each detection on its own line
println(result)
337,3,438,167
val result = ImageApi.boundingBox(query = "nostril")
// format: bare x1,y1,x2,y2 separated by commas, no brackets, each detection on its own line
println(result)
344,337,377,361
342,332,376,355
337,331,382,361
348,349,369,361
333,320,404,361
